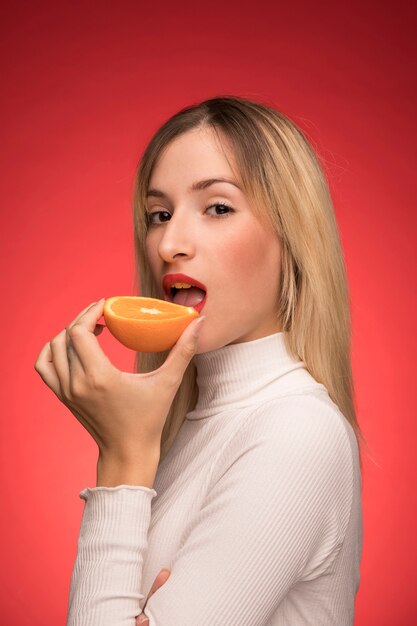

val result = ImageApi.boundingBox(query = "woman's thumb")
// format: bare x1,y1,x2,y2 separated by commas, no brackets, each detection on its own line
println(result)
161,316,205,385
190,315,206,341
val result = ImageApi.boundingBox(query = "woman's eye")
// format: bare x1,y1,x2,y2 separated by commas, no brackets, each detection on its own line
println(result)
146,211,171,225
146,202,234,226
205,202,234,218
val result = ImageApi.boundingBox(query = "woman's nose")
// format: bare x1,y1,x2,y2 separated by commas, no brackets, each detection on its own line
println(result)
157,212,196,262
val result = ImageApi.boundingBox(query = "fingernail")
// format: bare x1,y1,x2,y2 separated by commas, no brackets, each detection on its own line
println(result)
193,316,206,338
137,617,149,625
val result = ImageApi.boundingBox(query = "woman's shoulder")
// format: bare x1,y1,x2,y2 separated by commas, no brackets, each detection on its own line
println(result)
210,388,356,489
206,388,357,562
247,387,352,447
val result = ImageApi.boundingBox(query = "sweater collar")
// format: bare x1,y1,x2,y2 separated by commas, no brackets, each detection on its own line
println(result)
186,331,307,420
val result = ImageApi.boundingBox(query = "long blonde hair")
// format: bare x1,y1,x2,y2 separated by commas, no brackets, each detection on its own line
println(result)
131,95,366,466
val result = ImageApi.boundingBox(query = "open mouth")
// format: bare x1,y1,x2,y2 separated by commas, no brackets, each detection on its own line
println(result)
168,285,207,310
162,274,208,313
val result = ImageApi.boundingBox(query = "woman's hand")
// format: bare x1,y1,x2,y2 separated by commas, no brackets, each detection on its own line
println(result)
34,299,205,473
136,569,171,624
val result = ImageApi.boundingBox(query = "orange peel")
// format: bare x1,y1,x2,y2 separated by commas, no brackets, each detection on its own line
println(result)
103,296,200,352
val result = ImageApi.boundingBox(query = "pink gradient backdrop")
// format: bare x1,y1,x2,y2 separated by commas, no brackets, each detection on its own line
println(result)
1,1,415,624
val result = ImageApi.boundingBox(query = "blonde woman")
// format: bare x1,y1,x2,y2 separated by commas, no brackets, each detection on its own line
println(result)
35,95,364,625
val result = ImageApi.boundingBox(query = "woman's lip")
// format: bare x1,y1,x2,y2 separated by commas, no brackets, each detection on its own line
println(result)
162,273,207,294
192,293,207,314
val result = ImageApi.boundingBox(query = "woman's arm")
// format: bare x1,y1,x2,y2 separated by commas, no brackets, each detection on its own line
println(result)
67,447,161,625
34,299,205,625
67,485,157,626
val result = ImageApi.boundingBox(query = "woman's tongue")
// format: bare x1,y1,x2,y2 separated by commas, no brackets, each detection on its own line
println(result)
173,287,206,306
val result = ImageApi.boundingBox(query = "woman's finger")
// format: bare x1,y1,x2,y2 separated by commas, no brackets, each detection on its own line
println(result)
34,341,63,399
147,569,171,600
35,302,100,394
68,301,100,328
49,327,85,396
35,338,98,439
67,300,112,374
65,302,106,377
50,329,73,397
136,569,171,625
158,316,205,389
65,300,103,365
67,333,90,393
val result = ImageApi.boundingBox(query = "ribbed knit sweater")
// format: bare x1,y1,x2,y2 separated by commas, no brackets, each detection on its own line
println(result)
66,331,363,626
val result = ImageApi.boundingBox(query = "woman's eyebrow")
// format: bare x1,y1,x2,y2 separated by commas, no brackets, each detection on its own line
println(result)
146,177,241,198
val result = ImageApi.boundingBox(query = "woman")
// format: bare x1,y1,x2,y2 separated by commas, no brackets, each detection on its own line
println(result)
35,95,364,625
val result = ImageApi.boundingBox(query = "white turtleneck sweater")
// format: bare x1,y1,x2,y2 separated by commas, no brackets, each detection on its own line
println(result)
66,332,363,626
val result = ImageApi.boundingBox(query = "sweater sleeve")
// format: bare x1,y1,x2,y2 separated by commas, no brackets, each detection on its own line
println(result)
66,484,157,626
144,395,355,625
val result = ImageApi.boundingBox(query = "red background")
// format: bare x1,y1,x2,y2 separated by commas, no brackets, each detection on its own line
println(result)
1,1,416,624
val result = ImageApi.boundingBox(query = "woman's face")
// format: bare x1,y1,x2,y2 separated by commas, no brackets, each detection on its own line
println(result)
145,126,282,353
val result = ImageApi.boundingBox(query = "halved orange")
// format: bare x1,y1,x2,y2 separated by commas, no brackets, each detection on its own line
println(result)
103,296,200,352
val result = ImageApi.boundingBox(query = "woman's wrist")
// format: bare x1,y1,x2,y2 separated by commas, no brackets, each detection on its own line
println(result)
96,446,160,488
